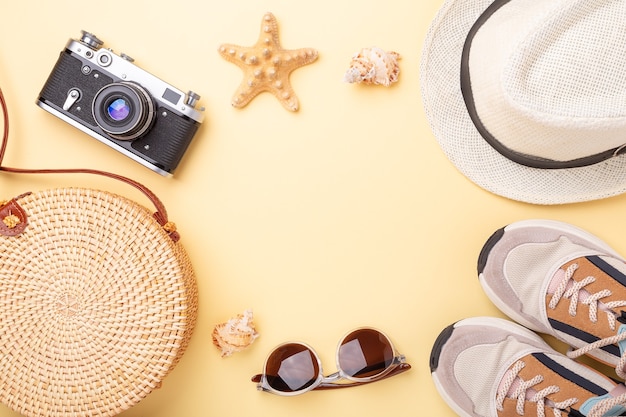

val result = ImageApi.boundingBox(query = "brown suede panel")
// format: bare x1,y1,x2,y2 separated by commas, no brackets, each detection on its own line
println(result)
520,354,598,404
547,295,614,339
499,399,531,416
545,257,626,340
497,353,613,416
567,258,626,301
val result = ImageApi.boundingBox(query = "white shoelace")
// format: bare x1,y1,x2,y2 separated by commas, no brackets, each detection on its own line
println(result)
496,360,626,417
496,360,577,417
548,263,626,379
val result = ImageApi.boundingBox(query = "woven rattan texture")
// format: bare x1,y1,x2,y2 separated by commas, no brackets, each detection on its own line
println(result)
0,188,198,417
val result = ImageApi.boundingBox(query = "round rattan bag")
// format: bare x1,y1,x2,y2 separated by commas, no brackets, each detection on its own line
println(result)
0,187,198,417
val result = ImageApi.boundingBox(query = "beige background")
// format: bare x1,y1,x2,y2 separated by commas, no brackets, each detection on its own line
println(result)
0,0,624,416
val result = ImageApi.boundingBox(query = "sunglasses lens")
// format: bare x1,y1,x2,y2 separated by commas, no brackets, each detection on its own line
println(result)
264,343,320,393
338,328,394,379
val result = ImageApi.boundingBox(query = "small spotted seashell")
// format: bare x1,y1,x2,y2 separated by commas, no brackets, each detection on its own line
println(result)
343,47,400,87
212,309,259,357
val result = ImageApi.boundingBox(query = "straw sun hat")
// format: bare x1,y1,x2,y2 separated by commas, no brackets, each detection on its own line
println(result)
421,0,626,204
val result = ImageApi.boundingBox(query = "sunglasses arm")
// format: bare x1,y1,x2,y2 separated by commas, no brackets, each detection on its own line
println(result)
314,363,411,390
250,364,411,392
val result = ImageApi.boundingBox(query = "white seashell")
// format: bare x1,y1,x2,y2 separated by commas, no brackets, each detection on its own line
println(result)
212,309,260,357
343,47,400,87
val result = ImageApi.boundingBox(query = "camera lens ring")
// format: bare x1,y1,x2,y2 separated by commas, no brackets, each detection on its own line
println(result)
92,82,156,141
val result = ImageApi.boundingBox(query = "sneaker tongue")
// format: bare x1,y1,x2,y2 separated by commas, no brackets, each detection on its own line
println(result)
610,384,626,398
548,269,591,303
498,370,566,413
499,369,535,400
547,267,605,312
547,268,565,295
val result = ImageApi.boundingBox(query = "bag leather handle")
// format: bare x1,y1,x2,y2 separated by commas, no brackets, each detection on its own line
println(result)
0,87,180,242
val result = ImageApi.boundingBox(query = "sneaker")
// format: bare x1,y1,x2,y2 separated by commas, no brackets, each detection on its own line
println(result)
478,219,626,378
430,317,626,417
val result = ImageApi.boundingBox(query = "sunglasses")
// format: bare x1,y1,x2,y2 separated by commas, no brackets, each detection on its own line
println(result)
251,327,411,395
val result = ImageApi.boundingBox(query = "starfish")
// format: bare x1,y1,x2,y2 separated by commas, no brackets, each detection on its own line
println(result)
218,12,319,112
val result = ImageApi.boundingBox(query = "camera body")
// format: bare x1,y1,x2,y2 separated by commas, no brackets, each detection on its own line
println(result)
37,31,204,176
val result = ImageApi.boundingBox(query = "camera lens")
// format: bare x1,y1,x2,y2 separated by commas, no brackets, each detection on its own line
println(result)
107,98,131,121
93,82,156,140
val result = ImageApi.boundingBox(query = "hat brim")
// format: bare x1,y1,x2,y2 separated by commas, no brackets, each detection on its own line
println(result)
420,0,626,205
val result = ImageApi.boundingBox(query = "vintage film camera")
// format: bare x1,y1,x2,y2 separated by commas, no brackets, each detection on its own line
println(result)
37,31,204,176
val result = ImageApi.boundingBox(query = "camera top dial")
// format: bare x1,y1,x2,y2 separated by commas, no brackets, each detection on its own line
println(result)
79,31,103,49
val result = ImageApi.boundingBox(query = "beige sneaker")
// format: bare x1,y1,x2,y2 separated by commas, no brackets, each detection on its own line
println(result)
430,317,626,417
478,219,626,378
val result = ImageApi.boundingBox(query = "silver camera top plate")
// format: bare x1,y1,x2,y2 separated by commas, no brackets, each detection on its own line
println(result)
66,37,204,123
